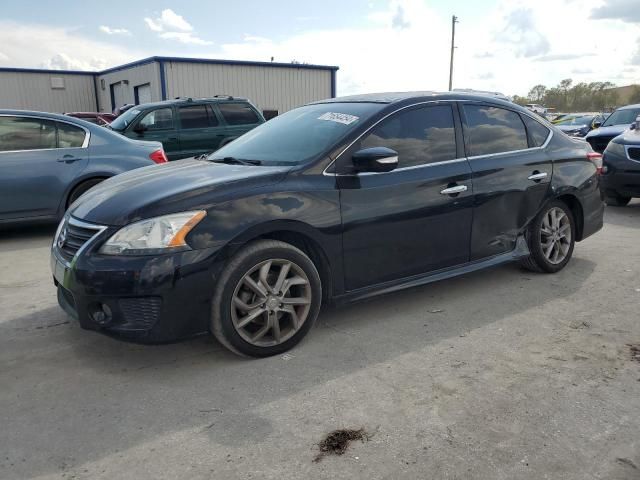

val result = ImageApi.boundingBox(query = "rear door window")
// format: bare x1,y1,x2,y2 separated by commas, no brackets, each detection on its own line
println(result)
57,122,87,148
138,108,174,131
218,103,260,126
360,104,457,168
463,105,529,156
178,105,212,129
521,115,550,148
0,116,57,152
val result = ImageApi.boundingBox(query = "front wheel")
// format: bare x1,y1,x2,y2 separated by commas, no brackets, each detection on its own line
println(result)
521,200,575,273
604,194,631,207
211,240,322,357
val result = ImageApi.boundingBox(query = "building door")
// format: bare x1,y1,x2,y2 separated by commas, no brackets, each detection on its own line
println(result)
134,83,152,105
110,82,127,112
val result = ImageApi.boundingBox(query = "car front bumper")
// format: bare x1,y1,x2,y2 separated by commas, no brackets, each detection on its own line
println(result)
51,238,223,343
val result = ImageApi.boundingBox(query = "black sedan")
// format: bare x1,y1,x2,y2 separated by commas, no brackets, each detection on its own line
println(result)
601,119,640,206
51,92,604,357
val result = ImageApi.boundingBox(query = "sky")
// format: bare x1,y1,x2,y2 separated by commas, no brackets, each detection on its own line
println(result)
1,0,639,97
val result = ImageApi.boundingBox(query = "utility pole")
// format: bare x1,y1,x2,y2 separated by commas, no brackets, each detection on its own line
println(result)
448,15,458,91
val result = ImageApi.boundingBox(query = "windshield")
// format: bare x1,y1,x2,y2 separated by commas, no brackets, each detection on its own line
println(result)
109,108,142,131
602,108,640,127
208,102,382,165
557,115,594,126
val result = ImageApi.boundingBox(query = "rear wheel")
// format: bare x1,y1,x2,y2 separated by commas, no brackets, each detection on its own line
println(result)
604,193,631,207
521,200,575,273
67,178,104,208
211,240,322,357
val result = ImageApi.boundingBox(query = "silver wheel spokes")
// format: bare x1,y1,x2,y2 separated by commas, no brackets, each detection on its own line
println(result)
540,207,572,265
231,259,311,347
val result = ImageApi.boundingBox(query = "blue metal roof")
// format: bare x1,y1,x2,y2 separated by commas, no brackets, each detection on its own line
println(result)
0,56,339,76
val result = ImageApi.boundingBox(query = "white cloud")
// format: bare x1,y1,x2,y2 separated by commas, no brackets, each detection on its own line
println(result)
0,21,140,71
144,9,193,33
99,25,130,36
159,32,213,46
144,8,211,46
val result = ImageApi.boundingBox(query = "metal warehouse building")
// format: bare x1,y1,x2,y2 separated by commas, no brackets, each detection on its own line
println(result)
0,56,339,116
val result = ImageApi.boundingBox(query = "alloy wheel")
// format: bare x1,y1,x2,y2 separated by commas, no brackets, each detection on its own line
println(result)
540,207,572,265
231,259,312,347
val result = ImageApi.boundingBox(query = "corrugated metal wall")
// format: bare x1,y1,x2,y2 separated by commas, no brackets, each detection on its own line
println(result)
163,62,332,113
0,72,96,113
95,62,161,113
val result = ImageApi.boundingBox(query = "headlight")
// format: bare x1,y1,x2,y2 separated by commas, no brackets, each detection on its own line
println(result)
99,211,206,255
604,141,626,159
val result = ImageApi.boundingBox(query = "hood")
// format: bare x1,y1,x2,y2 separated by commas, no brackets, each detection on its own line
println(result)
585,125,628,139
557,124,588,132
70,158,290,226
613,128,640,146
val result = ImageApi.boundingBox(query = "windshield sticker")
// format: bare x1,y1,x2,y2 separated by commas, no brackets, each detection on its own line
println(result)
317,112,359,125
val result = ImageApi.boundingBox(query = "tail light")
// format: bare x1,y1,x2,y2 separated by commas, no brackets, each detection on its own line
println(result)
149,149,168,164
587,151,603,174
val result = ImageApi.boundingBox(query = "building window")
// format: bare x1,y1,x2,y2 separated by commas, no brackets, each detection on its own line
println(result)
50,77,65,89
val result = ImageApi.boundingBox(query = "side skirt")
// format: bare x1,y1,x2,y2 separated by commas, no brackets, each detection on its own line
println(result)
332,236,530,306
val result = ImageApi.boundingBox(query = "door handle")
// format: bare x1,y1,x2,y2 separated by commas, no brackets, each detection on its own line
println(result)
167,137,178,141
528,172,548,181
57,155,80,164
440,185,468,195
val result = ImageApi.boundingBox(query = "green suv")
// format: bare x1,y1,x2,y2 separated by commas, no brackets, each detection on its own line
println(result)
108,97,265,161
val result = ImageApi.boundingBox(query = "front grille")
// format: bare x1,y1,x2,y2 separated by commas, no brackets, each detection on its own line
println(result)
119,297,162,329
56,217,104,262
587,136,614,153
627,147,640,161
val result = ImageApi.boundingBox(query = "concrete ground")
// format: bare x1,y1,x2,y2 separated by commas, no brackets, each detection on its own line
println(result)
1,202,639,480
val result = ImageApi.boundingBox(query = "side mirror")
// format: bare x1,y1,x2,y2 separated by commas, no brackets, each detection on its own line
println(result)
352,147,399,173
633,115,640,131
133,124,147,135
592,121,602,129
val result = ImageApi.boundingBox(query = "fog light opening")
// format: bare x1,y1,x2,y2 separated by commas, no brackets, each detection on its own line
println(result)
89,303,113,326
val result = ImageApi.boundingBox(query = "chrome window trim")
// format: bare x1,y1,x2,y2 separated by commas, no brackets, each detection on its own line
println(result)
0,113,91,153
322,100,553,176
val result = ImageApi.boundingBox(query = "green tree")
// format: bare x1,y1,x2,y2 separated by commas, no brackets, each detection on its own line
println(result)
527,85,547,103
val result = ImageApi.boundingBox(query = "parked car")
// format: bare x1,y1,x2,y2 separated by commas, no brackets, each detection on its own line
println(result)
586,103,640,153
51,92,604,357
0,110,167,224
555,113,605,138
600,115,640,206
525,103,547,115
108,96,266,161
65,112,116,126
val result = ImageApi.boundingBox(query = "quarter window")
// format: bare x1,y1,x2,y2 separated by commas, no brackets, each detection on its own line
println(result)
359,105,457,168
0,116,56,152
57,122,86,148
521,114,550,148
218,103,260,126
179,105,214,129
463,105,528,156
139,108,174,131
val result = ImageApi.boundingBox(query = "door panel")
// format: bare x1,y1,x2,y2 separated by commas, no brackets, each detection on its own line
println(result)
0,117,88,219
129,107,180,160
177,104,226,158
337,103,473,291
461,104,552,260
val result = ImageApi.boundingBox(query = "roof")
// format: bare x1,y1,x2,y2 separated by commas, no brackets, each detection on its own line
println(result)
618,103,640,110
312,90,516,107
0,56,339,77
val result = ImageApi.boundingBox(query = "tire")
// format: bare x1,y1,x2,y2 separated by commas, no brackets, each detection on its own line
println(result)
67,178,104,208
520,200,576,273
604,194,631,207
211,240,322,357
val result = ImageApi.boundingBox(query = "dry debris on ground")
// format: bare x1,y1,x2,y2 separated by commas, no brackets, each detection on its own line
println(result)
314,428,372,462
